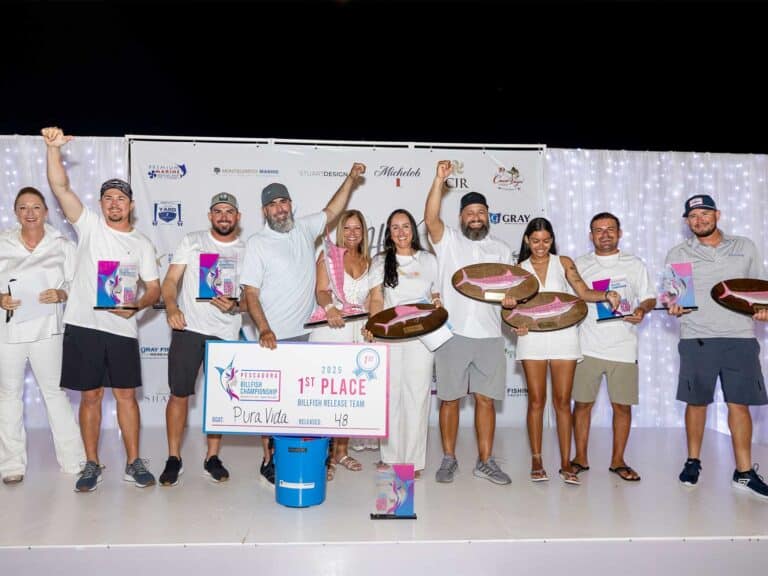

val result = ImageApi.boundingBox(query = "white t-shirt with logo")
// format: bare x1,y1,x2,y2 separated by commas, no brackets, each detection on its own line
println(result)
575,251,655,363
171,230,246,341
431,226,513,338
0,224,75,344
240,212,326,340
368,251,438,308
64,207,159,339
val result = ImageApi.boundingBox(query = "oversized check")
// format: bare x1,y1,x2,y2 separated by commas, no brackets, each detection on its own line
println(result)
203,341,389,437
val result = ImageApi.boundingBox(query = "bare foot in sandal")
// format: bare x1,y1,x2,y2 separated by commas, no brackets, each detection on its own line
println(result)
326,463,336,481
334,454,363,471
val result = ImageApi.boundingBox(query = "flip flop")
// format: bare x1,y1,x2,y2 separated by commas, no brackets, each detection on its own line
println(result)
326,463,336,481
559,469,581,486
570,460,590,474
335,454,363,472
609,465,641,482
530,469,549,482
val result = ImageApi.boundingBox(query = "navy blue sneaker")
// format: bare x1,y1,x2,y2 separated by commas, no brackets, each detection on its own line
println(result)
204,455,229,483
679,458,702,486
260,458,275,485
732,464,768,500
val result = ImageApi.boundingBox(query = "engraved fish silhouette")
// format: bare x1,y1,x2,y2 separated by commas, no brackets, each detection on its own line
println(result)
206,265,224,296
719,282,768,306
455,268,529,291
375,305,432,334
505,296,579,321
102,269,122,305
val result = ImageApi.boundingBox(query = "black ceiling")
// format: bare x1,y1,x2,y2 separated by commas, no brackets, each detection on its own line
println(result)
3,0,767,154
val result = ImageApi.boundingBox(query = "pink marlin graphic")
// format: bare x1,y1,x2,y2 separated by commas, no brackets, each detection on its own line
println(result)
375,305,432,334
719,282,768,306
456,268,530,291
97,260,123,307
216,357,239,401
307,231,366,322
505,296,579,322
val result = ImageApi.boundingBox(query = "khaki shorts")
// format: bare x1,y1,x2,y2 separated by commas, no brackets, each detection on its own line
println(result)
572,355,638,406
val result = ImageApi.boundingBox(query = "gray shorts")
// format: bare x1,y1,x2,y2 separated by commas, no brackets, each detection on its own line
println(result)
573,355,639,406
168,330,221,397
435,334,506,401
677,338,767,406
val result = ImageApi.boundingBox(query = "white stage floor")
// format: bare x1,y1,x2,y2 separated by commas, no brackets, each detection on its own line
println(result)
2,426,767,574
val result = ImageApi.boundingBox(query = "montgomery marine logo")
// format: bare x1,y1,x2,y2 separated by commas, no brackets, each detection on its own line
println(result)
213,167,280,176
147,163,187,180
153,202,183,226
493,165,523,191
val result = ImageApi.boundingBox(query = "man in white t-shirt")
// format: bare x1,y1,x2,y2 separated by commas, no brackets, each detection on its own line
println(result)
158,193,245,487
43,127,161,493
425,160,515,485
572,212,656,482
240,162,366,483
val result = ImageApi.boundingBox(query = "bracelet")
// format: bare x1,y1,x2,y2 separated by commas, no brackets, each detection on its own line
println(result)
324,302,336,312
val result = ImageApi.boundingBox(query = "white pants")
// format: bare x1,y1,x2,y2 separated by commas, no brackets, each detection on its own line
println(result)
0,334,85,476
379,340,434,470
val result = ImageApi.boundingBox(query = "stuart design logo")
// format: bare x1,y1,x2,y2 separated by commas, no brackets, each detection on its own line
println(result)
493,165,524,191
147,163,187,180
153,202,183,226
445,160,469,190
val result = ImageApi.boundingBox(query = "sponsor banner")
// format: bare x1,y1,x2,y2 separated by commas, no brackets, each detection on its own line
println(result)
203,341,389,437
130,138,545,428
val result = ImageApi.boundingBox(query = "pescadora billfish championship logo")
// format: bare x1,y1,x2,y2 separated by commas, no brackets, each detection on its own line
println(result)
216,356,240,401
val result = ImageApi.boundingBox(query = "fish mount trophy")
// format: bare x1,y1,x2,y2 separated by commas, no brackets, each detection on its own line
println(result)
451,263,539,303
365,304,449,340
710,278,768,316
502,291,588,332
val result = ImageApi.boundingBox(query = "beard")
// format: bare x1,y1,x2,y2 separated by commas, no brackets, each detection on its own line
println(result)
461,221,489,241
692,222,717,238
212,221,237,237
266,211,295,234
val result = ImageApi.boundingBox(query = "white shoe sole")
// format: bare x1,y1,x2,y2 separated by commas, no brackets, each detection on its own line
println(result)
732,480,768,500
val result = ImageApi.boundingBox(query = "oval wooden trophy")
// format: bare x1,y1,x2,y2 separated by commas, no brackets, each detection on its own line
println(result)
710,278,768,315
451,263,538,303
502,291,587,332
366,304,448,340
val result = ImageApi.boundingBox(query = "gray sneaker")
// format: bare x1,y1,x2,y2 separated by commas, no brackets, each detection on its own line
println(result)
435,455,458,483
124,458,156,488
473,457,512,485
75,460,103,492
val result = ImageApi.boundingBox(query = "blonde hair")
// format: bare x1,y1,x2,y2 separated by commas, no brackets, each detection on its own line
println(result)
335,209,370,266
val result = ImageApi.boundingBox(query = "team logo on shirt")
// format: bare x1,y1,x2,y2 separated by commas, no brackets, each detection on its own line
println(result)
153,201,183,226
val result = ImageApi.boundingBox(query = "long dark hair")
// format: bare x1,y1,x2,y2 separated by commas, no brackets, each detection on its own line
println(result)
383,209,423,289
517,217,558,263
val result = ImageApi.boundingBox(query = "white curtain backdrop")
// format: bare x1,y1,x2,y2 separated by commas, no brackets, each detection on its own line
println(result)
545,148,768,441
1,136,766,442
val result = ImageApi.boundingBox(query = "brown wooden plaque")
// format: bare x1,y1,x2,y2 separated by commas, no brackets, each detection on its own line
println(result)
710,278,768,316
366,304,449,340
502,291,587,332
451,263,538,303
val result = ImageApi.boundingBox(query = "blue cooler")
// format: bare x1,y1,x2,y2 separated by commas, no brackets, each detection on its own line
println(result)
273,436,329,508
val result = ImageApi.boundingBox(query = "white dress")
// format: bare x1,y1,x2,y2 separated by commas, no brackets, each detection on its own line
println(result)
309,268,369,344
515,255,582,361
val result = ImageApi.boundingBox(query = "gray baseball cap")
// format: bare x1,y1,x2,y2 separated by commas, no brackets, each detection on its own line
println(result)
210,192,238,210
261,183,291,206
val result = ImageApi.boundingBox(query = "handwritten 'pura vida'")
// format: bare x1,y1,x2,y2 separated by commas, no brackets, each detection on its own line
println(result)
233,406,288,425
